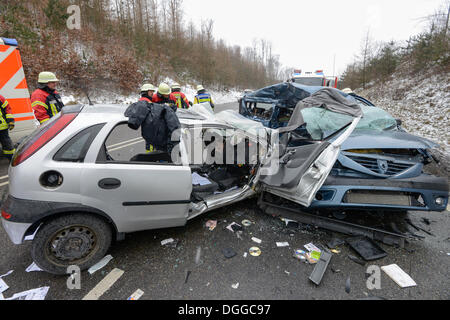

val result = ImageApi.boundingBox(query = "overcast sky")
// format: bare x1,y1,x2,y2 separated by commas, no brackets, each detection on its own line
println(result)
183,0,444,76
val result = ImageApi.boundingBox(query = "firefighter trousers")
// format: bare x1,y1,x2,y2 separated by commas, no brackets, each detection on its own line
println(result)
0,129,15,160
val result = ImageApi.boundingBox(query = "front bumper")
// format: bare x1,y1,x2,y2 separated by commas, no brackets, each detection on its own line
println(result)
310,174,449,212
1,218,32,245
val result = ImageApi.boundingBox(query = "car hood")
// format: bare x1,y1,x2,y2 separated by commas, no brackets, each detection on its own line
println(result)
341,130,438,150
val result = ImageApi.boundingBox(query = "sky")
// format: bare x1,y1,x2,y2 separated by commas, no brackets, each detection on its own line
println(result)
183,0,445,76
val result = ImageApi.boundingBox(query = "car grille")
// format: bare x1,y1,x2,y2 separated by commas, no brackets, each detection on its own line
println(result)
348,156,414,176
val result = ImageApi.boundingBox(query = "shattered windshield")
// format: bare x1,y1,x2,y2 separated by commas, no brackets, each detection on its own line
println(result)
302,105,398,140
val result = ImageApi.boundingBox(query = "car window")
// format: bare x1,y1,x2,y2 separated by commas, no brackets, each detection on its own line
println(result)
54,123,105,162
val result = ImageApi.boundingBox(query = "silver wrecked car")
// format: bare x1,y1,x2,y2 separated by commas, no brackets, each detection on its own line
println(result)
1,98,360,274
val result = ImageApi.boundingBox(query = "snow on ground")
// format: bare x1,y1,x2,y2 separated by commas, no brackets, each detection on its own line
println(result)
357,69,450,173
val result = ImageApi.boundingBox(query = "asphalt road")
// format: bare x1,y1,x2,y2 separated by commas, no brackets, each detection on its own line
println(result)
0,103,448,300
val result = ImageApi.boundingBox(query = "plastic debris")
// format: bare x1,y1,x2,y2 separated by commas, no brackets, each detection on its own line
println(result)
309,251,332,285
345,277,351,294
161,238,178,248
276,242,290,248
249,247,261,257
304,243,321,253
226,222,243,233
232,283,239,289
127,289,144,300
0,270,13,278
251,237,262,244
236,231,243,240
305,251,321,264
348,254,366,266
327,238,345,249
241,220,253,227
223,248,237,259
243,252,248,258
381,264,417,288
88,255,113,275
205,220,217,231
284,270,290,275
346,236,387,261
26,262,43,272
0,278,9,294
331,249,341,254
185,271,192,284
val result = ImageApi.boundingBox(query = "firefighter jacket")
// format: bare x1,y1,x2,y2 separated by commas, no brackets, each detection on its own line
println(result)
0,95,14,131
152,93,178,112
171,91,190,109
125,100,181,153
31,87,64,124
139,94,153,103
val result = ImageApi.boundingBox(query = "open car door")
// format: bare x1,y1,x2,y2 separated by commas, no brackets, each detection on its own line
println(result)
259,88,362,207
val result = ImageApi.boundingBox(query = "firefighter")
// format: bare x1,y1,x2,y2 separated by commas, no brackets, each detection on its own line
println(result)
139,84,156,103
0,95,16,161
152,83,178,111
171,83,191,109
31,72,64,125
194,85,215,110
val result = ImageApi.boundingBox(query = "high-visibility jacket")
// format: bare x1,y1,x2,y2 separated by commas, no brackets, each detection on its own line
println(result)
171,91,190,109
31,87,64,124
194,92,214,109
0,95,15,131
152,93,178,112
139,94,153,103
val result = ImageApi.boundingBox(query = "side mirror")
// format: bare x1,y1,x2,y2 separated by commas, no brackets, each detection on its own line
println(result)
396,119,402,126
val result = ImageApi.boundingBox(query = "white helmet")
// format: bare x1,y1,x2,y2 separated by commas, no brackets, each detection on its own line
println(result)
141,84,156,92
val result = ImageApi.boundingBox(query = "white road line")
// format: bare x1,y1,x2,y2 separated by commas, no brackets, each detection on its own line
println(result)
108,139,145,152
0,181,9,187
107,137,143,149
82,268,124,300
0,175,8,180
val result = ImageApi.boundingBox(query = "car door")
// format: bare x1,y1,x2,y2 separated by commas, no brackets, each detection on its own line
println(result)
81,122,192,234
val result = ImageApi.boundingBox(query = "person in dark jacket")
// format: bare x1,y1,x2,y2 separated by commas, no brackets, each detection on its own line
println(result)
125,100,181,154
31,72,64,125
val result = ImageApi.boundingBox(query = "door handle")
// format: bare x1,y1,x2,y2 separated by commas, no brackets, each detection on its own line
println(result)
98,178,121,190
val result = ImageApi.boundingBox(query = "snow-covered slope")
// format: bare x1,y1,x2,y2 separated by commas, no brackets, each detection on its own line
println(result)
357,69,449,176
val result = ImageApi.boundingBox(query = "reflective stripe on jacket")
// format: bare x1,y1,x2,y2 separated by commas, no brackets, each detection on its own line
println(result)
0,95,14,131
171,92,190,109
31,88,64,124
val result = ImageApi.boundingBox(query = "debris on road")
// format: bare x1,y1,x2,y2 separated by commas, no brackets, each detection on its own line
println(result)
249,247,261,257
243,252,248,258
284,270,290,275
381,264,417,288
327,238,345,249
252,237,262,244
304,243,321,253
305,251,321,264
309,251,332,285
346,236,387,261
4,286,50,300
345,277,351,294
185,270,192,284
331,249,341,254
232,283,239,289
348,254,366,266
226,222,243,233
127,289,144,300
25,262,43,272
222,248,237,259
195,247,202,265
280,217,299,229
0,278,9,294
276,242,290,248
241,219,253,227
205,220,217,231
0,270,13,278
293,249,307,261
88,255,113,275
161,238,176,246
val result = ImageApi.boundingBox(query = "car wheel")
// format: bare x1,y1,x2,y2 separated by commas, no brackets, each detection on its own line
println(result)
31,214,113,275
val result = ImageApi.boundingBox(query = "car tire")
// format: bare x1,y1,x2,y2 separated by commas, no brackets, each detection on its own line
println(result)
31,213,113,275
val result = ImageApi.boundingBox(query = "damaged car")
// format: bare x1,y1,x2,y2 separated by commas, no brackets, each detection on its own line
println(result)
1,92,361,274
239,83,449,213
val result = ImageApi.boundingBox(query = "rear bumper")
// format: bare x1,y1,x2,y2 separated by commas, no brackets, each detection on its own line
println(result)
310,174,449,212
1,218,32,245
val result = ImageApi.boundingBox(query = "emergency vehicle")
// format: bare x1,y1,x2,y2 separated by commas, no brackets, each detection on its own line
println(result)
291,69,339,88
0,37,38,144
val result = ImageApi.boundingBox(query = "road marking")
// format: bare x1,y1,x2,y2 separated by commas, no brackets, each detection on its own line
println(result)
108,139,145,152
107,137,142,149
0,181,9,187
82,268,124,300
0,175,8,180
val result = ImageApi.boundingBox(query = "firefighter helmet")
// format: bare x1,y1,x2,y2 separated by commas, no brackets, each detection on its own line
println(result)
196,85,205,92
141,84,156,92
171,83,181,90
38,72,59,84
158,83,171,95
